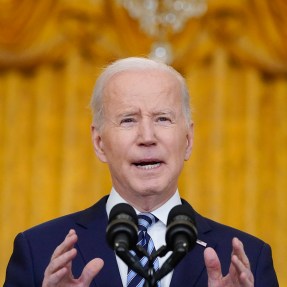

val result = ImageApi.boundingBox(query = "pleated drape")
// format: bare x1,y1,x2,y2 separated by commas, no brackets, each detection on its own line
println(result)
0,0,287,285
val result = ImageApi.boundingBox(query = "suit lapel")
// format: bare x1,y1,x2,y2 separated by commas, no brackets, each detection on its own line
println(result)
74,196,123,287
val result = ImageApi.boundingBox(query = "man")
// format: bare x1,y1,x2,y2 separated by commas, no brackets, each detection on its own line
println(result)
4,57,278,287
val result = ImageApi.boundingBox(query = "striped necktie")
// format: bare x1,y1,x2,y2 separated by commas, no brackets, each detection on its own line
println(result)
127,213,161,287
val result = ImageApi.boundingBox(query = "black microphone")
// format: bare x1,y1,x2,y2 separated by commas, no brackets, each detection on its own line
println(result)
106,203,149,280
165,204,197,253
106,203,138,251
154,204,198,281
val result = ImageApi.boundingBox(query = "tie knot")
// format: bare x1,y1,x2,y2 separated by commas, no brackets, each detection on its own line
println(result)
137,213,158,232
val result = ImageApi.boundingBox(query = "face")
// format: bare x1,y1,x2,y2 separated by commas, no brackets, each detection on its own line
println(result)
92,69,193,211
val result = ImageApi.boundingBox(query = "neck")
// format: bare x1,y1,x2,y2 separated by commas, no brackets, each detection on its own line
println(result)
120,191,176,212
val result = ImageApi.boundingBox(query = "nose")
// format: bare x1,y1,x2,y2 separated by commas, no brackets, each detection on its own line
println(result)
137,118,157,146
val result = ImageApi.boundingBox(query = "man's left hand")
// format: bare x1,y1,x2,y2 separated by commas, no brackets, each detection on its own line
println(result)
204,237,254,287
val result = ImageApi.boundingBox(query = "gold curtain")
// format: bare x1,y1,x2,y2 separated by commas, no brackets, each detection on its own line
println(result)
0,0,287,285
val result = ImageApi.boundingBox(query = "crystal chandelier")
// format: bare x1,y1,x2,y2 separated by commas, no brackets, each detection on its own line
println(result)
118,0,207,63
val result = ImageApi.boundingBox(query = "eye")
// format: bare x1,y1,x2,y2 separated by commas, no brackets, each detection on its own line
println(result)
120,117,137,126
156,116,172,123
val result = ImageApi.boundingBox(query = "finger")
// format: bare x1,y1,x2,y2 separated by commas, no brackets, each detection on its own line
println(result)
204,247,223,283
45,230,78,276
51,229,78,260
42,266,69,286
232,238,251,269
231,255,254,286
45,248,77,275
79,258,104,285
231,239,254,286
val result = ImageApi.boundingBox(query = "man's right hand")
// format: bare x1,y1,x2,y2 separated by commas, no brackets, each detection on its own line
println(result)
42,229,104,287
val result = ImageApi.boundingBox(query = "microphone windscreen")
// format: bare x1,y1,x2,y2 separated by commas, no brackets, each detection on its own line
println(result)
166,204,197,252
167,204,196,226
109,203,138,224
106,203,138,250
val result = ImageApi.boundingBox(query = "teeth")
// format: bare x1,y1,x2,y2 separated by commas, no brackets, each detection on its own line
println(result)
137,163,161,170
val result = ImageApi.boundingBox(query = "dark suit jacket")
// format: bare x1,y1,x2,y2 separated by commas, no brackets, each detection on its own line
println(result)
4,196,278,286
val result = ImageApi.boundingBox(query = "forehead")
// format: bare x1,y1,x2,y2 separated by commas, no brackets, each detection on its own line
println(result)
103,69,182,108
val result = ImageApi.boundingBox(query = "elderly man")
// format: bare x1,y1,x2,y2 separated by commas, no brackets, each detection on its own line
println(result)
4,57,278,287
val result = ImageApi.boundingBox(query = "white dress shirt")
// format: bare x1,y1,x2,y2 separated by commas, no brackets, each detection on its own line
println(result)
106,188,182,287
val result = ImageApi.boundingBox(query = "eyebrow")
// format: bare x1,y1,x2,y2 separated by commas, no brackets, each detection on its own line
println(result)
115,108,176,119
117,110,140,117
152,109,175,117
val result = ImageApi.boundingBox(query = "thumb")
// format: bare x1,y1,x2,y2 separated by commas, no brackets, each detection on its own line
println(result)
79,258,104,285
204,247,223,285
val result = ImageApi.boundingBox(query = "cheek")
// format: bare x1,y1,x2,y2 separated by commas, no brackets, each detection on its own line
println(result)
166,133,187,153
103,136,131,162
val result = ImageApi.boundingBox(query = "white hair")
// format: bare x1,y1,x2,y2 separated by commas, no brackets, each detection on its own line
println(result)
90,57,191,130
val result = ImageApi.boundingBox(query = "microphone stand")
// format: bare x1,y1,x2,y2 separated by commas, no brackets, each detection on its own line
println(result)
142,246,169,287
140,242,191,287
153,245,189,283
115,243,167,287
115,242,190,287
114,244,148,279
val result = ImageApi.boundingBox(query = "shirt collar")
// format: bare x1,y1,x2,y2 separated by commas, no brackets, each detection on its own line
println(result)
106,187,182,226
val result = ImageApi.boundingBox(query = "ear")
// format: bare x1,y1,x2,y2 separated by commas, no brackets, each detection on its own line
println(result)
184,122,194,161
91,125,108,163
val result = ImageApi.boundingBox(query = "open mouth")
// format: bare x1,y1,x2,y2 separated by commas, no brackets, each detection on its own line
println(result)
133,161,162,170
